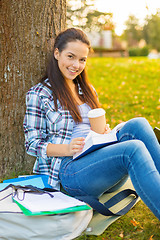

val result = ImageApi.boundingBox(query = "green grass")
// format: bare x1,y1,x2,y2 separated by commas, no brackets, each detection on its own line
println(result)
87,57,160,129
77,57,160,240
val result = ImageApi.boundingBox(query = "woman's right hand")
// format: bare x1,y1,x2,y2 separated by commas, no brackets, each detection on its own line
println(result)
68,137,85,156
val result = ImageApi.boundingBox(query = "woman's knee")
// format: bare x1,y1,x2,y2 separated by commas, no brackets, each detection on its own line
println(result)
118,117,150,142
125,139,147,160
122,139,148,170
130,139,146,150
128,117,149,129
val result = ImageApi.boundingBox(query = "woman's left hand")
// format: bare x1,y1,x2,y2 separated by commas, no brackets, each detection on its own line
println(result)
104,124,111,134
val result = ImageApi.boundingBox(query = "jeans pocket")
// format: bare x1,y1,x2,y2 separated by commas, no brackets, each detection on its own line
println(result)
60,172,87,197
63,185,85,196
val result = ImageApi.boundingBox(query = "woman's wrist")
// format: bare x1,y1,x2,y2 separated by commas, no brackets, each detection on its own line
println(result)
46,143,71,157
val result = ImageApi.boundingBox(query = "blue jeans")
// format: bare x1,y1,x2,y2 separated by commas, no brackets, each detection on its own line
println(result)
59,118,160,219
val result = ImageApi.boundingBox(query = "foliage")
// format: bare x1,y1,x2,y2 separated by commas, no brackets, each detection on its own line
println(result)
122,15,142,47
143,10,160,51
128,46,149,56
76,57,160,240
122,10,160,51
67,0,113,32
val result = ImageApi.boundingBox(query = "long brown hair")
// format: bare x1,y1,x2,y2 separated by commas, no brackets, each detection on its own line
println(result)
42,28,100,122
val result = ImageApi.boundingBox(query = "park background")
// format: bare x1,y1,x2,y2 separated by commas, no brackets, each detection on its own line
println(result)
0,0,160,239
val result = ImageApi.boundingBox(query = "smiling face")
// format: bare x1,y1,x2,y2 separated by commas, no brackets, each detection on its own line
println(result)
54,40,89,83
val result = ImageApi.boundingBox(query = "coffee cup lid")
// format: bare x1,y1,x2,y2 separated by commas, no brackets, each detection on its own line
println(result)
88,108,106,118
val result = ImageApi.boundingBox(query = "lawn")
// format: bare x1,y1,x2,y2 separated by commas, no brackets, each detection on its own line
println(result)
87,57,160,129
77,57,160,240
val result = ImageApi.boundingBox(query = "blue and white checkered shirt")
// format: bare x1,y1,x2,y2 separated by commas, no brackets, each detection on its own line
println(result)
23,79,76,189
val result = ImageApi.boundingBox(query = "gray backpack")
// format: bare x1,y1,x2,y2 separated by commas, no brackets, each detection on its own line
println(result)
0,177,139,239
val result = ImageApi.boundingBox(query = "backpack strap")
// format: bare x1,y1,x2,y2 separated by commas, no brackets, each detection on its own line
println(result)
75,189,138,216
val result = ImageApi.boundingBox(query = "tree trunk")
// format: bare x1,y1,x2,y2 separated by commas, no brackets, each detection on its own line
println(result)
0,0,66,179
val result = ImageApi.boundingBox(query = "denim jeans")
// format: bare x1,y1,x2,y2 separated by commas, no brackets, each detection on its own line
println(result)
59,117,160,219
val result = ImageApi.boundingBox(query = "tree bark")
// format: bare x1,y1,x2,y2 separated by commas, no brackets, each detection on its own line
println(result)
0,0,66,179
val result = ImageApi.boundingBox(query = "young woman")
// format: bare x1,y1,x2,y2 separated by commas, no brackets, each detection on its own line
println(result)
24,28,160,220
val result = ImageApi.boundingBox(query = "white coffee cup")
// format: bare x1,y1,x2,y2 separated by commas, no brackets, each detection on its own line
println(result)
88,108,106,134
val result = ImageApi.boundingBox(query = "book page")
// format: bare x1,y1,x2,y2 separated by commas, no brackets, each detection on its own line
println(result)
73,122,126,160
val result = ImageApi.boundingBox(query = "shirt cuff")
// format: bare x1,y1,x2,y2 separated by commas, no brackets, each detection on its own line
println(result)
37,142,50,159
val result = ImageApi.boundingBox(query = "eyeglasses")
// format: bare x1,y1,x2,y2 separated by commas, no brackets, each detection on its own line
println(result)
12,187,25,201
0,184,54,202
12,185,54,201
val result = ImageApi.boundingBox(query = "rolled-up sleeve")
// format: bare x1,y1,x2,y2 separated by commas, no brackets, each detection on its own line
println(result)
23,91,49,159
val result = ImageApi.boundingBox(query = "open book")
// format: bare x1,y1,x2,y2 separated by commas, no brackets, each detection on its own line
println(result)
73,122,126,160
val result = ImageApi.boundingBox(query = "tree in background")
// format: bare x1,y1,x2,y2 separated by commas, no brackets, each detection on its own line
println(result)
122,15,142,47
67,0,113,32
121,10,160,52
143,10,160,51
0,0,66,178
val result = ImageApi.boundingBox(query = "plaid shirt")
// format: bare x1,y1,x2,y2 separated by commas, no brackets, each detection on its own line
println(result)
23,79,75,189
